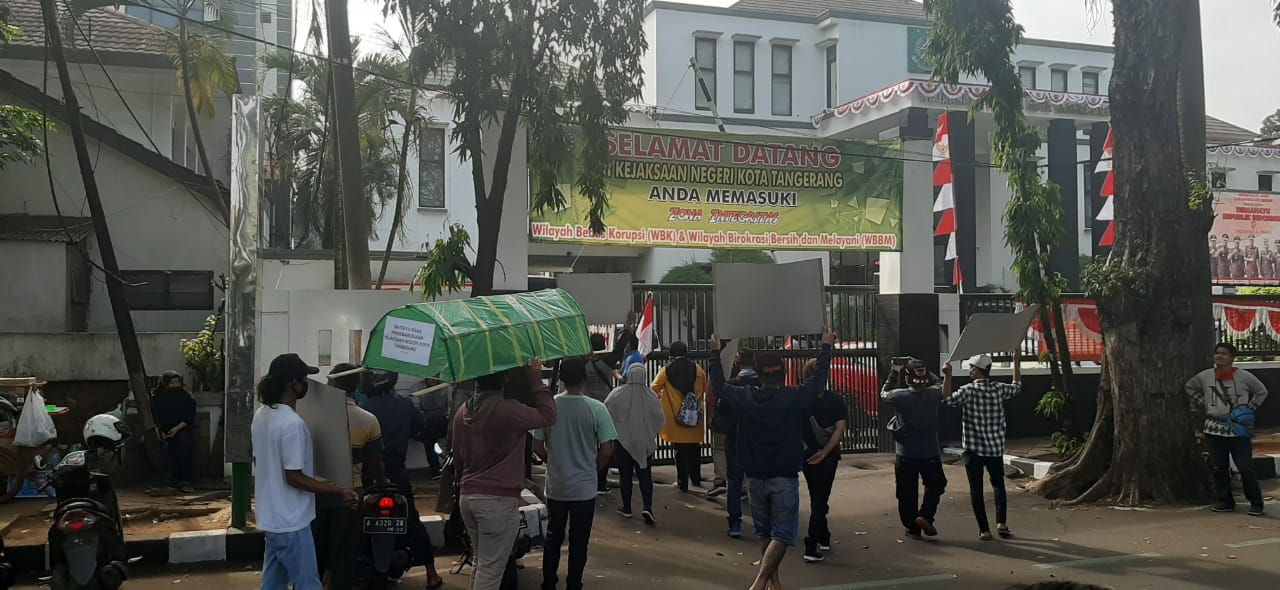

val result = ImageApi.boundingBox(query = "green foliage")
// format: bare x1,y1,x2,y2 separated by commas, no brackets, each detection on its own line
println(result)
708,250,775,264
660,263,712,285
1081,251,1150,298
1050,431,1084,460
1034,389,1067,421
1187,172,1213,212
0,3,49,168
179,313,224,392
1237,287,1280,295
1264,108,1280,144
413,223,474,300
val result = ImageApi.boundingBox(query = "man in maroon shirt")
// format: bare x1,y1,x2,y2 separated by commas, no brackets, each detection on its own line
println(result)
450,360,557,590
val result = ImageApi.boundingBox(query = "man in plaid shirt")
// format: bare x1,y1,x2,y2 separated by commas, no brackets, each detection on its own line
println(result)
943,352,1022,540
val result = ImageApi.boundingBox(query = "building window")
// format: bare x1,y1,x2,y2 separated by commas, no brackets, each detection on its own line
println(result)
418,127,446,209
694,37,717,110
1051,69,1068,92
733,41,754,114
1082,71,1100,94
825,45,838,108
771,45,792,116
1018,66,1037,89
1261,174,1275,192
121,270,214,311
1211,170,1228,188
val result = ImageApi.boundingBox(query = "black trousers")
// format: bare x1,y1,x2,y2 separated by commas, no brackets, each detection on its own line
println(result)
165,431,195,485
802,457,838,545
312,503,361,588
616,445,654,513
894,456,947,532
542,499,596,590
963,451,1007,533
673,443,703,490
1210,435,1264,508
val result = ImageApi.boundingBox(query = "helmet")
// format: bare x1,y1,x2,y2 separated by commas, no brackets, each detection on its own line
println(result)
904,359,935,388
364,370,398,395
83,414,130,450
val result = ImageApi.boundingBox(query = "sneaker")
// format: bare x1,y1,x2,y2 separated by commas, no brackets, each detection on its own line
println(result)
803,548,824,563
706,484,727,497
817,537,831,552
642,510,657,526
1212,504,1236,513
1248,505,1265,517
915,517,938,537
597,488,611,496
617,507,633,519
728,521,743,539
905,529,923,541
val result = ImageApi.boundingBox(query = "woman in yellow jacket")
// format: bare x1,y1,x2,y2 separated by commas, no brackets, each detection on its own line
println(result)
652,341,709,492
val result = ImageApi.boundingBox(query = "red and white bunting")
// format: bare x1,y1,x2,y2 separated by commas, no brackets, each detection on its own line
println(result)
933,113,962,289
1095,129,1115,248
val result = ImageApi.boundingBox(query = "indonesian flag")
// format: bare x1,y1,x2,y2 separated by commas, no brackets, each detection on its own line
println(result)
636,292,655,357
1095,129,1115,248
933,113,962,290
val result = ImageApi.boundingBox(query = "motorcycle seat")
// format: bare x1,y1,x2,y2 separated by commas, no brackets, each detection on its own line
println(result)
54,499,110,517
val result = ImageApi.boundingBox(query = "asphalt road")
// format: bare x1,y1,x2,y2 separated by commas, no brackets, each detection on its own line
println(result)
12,455,1280,589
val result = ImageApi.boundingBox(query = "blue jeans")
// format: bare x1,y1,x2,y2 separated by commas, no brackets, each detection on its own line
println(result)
262,527,322,590
746,476,800,546
725,435,744,525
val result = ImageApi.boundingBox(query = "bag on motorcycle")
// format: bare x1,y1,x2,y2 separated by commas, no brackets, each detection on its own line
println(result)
14,389,57,448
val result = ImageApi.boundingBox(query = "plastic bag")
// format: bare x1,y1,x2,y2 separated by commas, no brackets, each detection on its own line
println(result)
14,388,57,448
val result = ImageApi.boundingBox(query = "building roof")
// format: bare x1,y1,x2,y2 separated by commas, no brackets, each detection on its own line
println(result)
728,0,927,22
0,214,94,243
0,68,229,220
3,0,173,67
1205,116,1259,144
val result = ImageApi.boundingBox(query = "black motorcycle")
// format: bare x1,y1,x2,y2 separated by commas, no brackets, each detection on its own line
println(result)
356,485,412,589
42,449,129,590
0,536,15,590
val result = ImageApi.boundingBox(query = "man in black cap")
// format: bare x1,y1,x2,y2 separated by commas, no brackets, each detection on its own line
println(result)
252,353,357,590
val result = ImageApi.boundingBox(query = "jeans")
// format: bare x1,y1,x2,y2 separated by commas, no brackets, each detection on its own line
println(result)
747,477,800,546
895,456,947,532
165,431,195,486
963,452,1007,533
1209,435,1264,508
262,527,323,590
542,499,596,590
725,435,744,526
673,443,703,490
616,445,654,513
460,494,521,590
802,457,838,545
711,432,729,485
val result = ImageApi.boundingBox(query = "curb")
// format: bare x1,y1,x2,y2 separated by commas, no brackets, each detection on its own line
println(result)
7,503,548,571
943,448,1280,482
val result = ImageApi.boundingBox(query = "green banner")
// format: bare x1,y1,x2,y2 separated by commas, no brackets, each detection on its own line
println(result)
908,26,934,74
529,128,903,251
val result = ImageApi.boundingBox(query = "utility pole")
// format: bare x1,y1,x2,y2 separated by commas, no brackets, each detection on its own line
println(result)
325,0,371,289
37,0,165,467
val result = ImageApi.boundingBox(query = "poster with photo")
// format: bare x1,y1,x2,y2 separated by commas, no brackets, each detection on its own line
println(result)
1210,191,1280,285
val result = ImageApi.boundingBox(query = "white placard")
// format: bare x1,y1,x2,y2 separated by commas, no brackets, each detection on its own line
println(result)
381,316,437,366
713,259,825,338
948,305,1040,362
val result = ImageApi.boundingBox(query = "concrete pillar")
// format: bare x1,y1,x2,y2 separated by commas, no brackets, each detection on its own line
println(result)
1048,119,1081,288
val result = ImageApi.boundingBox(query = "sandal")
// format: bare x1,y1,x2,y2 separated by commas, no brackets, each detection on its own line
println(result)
996,524,1012,538
978,531,993,541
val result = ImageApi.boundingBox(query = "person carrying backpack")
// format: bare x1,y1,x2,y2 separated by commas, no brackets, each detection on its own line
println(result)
652,341,709,493
1186,342,1269,516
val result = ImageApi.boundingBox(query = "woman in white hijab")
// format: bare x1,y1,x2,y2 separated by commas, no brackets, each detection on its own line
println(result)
604,363,666,526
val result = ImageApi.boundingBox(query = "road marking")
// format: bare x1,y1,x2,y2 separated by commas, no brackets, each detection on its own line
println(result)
1226,537,1280,548
1032,552,1163,570
803,574,957,589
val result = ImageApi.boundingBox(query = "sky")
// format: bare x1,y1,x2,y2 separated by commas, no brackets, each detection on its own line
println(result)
340,0,1280,133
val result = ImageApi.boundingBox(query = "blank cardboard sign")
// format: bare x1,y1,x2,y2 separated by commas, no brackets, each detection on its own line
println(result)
948,305,1041,362
297,379,353,487
713,259,824,338
558,273,633,325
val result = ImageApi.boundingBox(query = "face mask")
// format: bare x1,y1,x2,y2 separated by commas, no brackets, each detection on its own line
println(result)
294,380,310,400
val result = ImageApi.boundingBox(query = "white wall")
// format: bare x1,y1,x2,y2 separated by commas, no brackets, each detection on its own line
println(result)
0,332,193,380
0,242,68,331
0,93,229,333
1209,148,1280,193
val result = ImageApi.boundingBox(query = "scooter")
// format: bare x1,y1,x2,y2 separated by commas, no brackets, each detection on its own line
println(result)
356,485,412,589
0,536,15,590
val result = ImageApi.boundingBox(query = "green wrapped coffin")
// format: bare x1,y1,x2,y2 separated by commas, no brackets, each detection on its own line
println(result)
362,289,591,382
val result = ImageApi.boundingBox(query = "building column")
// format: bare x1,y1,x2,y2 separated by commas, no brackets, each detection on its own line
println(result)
1087,122,1111,257
947,110,978,293
1048,119,1081,288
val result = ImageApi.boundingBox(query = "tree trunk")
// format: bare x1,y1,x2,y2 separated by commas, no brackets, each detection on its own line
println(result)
37,0,166,470
376,92,420,289
325,0,372,289
177,19,228,220
469,103,526,297
1036,0,1214,505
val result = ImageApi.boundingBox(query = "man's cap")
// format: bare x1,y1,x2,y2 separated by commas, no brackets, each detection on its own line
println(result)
969,354,993,372
268,353,319,380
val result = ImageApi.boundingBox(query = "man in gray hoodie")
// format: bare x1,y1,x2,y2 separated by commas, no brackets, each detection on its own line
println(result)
1185,342,1269,516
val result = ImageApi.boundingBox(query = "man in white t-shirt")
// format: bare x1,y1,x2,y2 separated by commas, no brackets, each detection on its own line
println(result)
252,353,358,590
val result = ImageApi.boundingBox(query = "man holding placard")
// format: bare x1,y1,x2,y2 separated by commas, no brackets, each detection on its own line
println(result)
942,353,1022,541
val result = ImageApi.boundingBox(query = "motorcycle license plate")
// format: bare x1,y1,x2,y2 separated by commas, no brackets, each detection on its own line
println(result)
363,517,406,535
